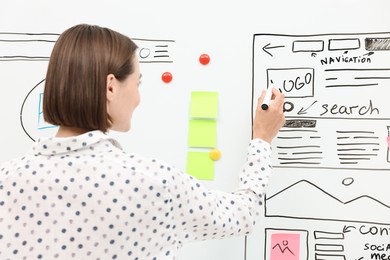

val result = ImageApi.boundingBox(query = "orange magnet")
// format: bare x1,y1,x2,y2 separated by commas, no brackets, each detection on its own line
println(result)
209,148,221,161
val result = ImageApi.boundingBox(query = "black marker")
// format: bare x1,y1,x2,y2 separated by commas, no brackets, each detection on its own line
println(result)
261,87,273,110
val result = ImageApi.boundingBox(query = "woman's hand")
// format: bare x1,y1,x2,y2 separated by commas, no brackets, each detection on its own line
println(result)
252,88,285,143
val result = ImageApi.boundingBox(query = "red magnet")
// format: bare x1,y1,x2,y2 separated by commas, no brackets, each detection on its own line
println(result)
199,54,210,65
161,72,173,83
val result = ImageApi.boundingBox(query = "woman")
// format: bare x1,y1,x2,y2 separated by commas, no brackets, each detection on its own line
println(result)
0,24,285,259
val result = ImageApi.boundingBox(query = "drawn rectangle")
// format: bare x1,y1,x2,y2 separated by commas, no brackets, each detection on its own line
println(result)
265,228,308,260
328,38,360,50
314,231,344,240
315,253,346,260
293,40,324,52
267,68,314,98
365,37,390,51
315,244,344,252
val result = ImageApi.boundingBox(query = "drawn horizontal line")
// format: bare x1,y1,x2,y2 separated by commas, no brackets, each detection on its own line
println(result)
278,157,323,160
337,148,366,151
279,129,318,132
153,55,170,58
339,157,371,160
310,136,321,139
326,77,338,81
340,162,358,164
354,136,379,139
292,151,323,155
279,162,321,165
277,145,321,149
325,68,390,72
277,136,302,139
325,83,378,88
139,61,173,64
285,115,390,120
337,153,377,156
274,165,390,171
0,39,56,42
132,38,175,42
336,130,375,134
337,142,379,146
0,32,59,37
0,55,49,59
355,76,390,80
0,58,49,62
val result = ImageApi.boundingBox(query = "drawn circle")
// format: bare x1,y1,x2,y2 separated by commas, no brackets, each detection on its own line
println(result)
283,101,294,112
139,48,151,59
342,177,354,186
20,79,57,142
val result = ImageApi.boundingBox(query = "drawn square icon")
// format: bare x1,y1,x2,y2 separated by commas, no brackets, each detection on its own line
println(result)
270,233,300,260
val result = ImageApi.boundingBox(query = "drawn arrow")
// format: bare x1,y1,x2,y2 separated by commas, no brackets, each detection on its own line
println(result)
311,53,317,58
297,100,318,115
262,43,285,57
343,225,356,233
363,51,374,56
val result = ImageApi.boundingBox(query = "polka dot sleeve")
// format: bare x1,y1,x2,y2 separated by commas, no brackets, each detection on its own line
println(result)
163,138,272,243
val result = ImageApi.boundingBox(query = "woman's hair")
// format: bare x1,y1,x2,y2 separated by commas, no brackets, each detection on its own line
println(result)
43,24,138,132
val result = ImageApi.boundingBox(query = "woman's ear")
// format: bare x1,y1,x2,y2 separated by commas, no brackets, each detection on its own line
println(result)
106,74,116,101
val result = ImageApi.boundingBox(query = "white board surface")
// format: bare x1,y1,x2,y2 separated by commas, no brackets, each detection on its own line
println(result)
1,1,390,259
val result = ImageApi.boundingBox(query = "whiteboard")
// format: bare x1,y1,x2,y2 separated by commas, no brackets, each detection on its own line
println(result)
1,0,390,259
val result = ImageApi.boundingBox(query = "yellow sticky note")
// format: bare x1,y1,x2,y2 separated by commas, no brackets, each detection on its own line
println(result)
190,91,218,119
188,119,217,148
186,151,214,180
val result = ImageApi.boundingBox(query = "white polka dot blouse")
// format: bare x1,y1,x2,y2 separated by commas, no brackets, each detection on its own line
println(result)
0,130,273,259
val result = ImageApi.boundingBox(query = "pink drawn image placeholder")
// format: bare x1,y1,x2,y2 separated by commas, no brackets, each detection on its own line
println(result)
270,233,300,260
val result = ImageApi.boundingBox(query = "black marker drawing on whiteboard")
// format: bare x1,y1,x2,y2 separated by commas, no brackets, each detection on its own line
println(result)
253,32,390,260
0,32,176,63
365,37,390,51
262,43,285,57
272,240,295,256
1,31,176,141
265,179,390,224
387,126,390,163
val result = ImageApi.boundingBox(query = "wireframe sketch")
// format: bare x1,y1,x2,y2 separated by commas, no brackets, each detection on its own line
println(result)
253,32,390,260
0,32,175,141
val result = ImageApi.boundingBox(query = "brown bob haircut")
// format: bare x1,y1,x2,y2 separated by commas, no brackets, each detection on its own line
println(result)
43,24,138,132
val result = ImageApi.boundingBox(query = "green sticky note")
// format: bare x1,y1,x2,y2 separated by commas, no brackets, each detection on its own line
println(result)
190,91,218,119
188,119,217,148
186,151,214,180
